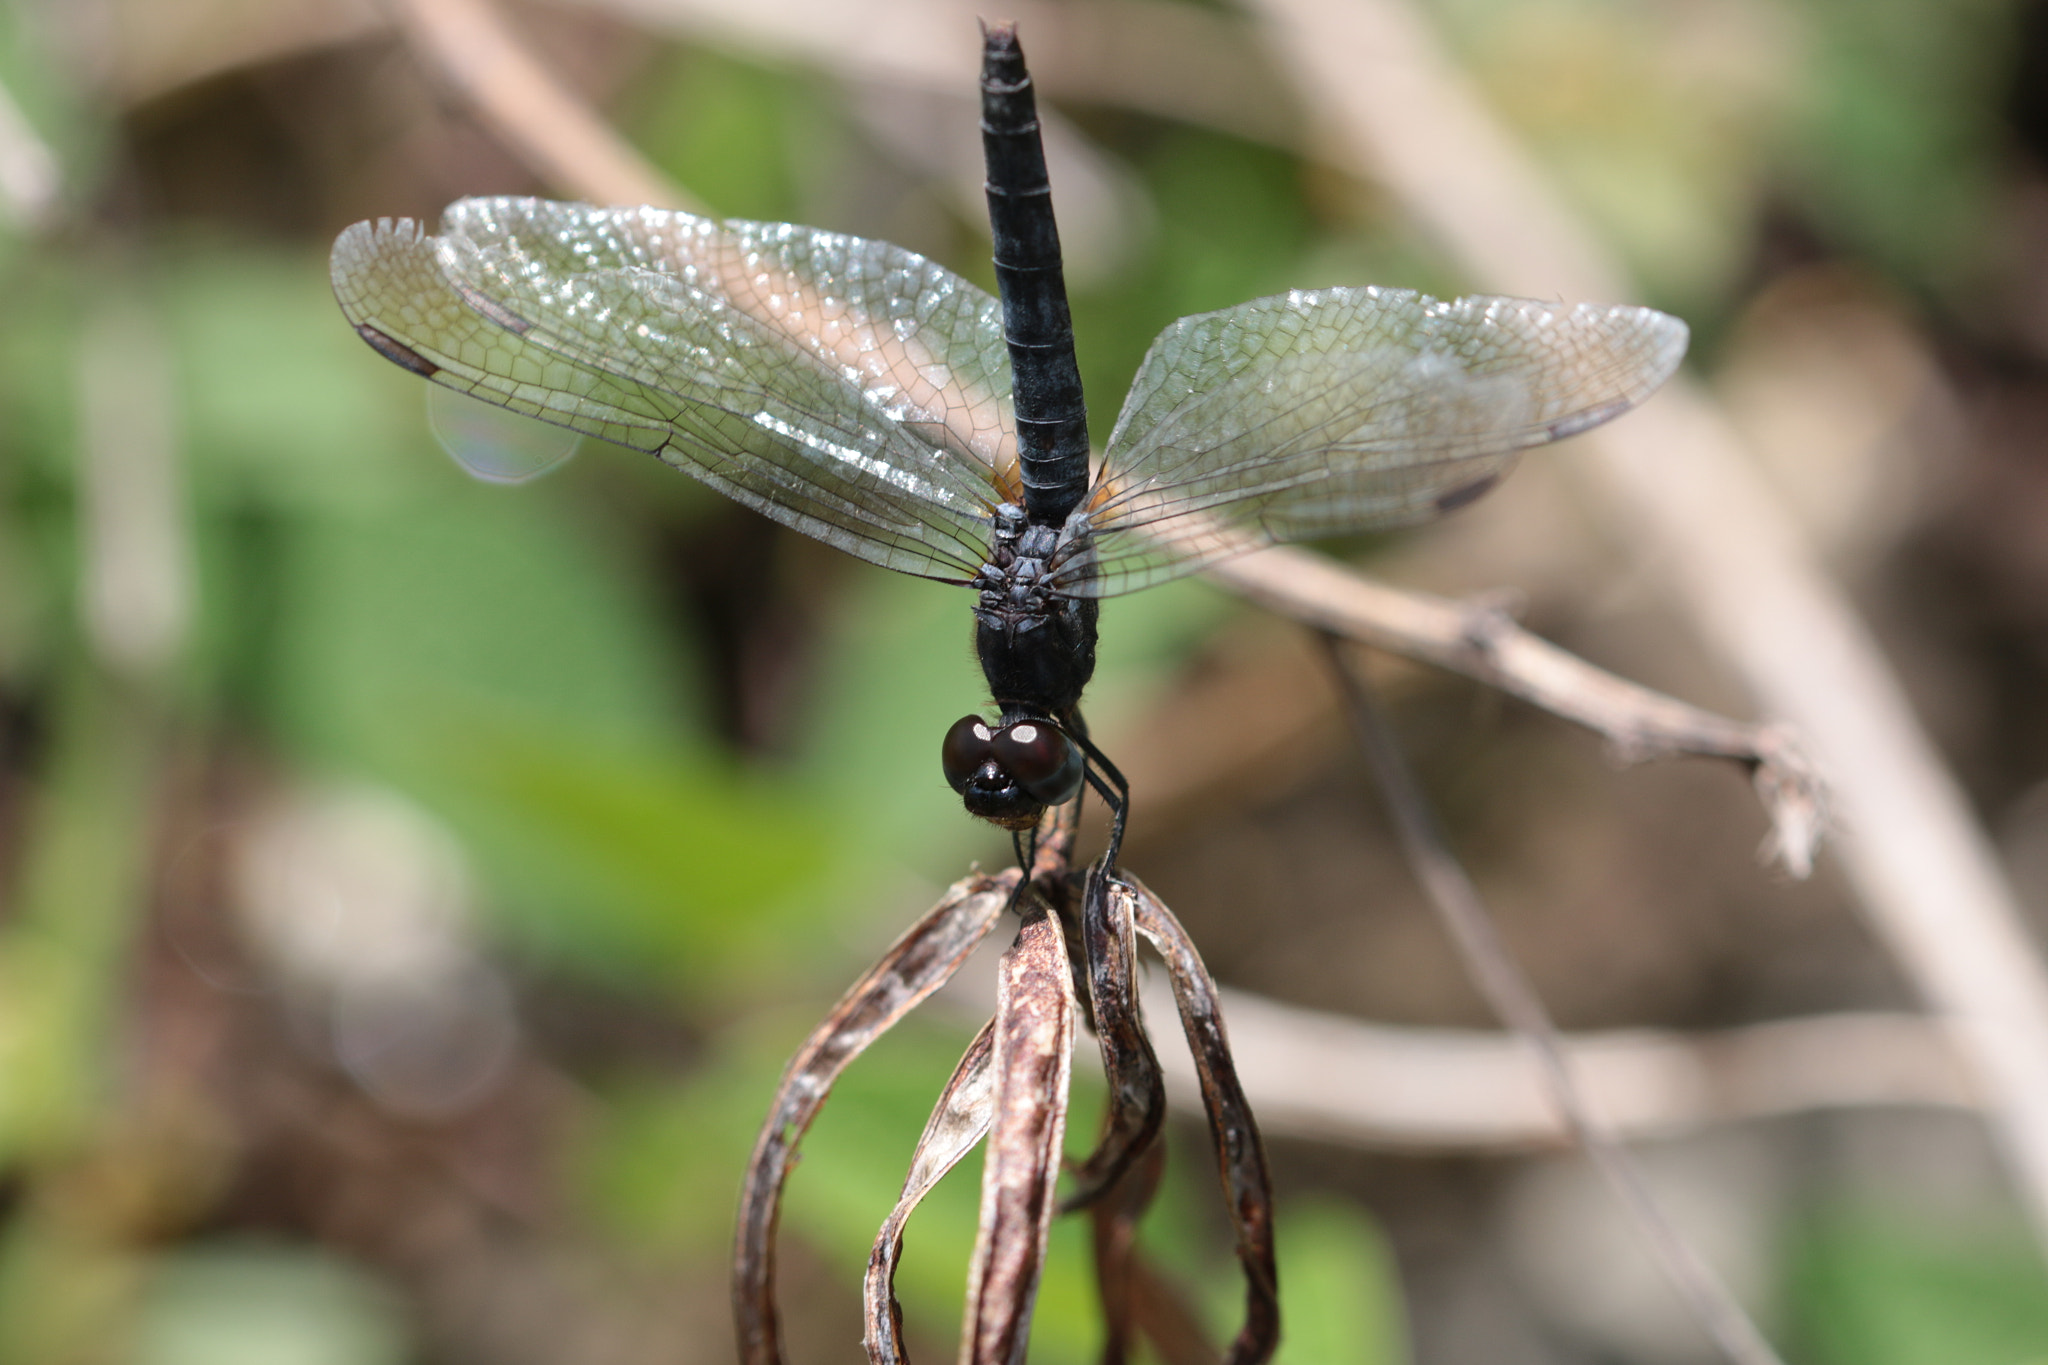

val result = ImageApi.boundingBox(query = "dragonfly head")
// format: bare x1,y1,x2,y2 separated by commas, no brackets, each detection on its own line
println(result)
941,714,1085,829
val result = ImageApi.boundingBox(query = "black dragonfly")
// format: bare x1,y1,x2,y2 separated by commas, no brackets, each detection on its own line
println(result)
329,23,1687,876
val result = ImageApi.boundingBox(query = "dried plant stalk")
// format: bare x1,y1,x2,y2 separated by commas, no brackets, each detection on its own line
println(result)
735,872,1017,1365
1065,871,1166,1208
959,904,1076,1365
1208,550,1824,874
1124,878,1280,1365
865,1022,1000,1365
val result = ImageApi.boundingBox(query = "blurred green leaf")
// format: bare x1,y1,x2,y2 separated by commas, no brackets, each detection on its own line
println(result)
1269,1199,1409,1365
424,715,841,987
0,669,157,1163
266,488,697,763
1780,0,2012,299
158,244,438,514
626,48,822,222
256,486,863,986
791,566,1002,870
1790,1206,2048,1365
130,1244,409,1365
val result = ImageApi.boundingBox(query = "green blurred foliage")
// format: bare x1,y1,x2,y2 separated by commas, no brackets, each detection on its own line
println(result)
130,1244,410,1365
1789,1206,2048,1365
1267,1201,1408,1365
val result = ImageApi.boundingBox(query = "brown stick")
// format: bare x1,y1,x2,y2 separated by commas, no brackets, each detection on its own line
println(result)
382,0,696,210
1208,549,1824,875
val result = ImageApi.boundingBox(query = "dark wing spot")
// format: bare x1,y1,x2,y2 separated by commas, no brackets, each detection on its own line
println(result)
1434,472,1501,514
356,324,440,378
1546,399,1628,441
449,277,533,335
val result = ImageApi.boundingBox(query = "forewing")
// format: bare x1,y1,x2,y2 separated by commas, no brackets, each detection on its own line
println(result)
1063,288,1688,597
330,197,1019,582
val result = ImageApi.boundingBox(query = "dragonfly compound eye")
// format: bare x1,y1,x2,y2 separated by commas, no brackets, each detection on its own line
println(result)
993,721,1084,805
941,715,998,794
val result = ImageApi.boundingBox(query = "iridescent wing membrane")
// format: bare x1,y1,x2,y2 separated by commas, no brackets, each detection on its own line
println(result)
331,198,1688,597
1066,288,1689,597
330,198,1017,583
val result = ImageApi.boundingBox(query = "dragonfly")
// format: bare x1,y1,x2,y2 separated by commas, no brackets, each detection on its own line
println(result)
329,23,1687,877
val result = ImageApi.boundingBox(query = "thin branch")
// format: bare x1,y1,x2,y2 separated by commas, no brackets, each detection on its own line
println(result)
734,872,1015,1365
1249,0,2048,1251
1325,637,1786,1365
960,903,1075,1365
557,0,1302,153
1206,549,1825,875
382,0,696,209
1125,878,1279,1365
1154,988,1974,1152
865,1021,999,1365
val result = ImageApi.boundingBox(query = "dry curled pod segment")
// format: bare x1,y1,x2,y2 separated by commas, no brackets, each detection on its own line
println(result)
1124,877,1281,1365
732,872,1016,1365
958,904,1078,1365
1064,870,1167,1211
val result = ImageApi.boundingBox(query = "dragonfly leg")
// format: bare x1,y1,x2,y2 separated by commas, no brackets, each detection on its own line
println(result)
1012,826,1038,888
1069,728,1131,880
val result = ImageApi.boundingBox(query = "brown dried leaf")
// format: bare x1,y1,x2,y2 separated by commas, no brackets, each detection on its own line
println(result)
864,1021,1000,1365
1066,871,1166,1208
1126,877,1279,1365
960,904,1076,1365
734,871,1017,1365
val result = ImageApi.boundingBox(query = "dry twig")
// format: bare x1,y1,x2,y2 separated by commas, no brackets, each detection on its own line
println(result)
1063,870,1166,1208
382,0,694,209
1210,549,1824,874
958,903,1077,1365
1159,990,1973,1152
1326,637,1785,1365
864,1021,998,1363
1123,877,1280,1365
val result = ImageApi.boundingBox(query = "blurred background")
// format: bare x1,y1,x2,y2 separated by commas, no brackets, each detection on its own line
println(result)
1,0,2047,1361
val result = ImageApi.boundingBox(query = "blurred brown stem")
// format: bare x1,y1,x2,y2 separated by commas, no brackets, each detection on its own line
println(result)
0,73,58,230
1208,549,1824,874
381,0,695,209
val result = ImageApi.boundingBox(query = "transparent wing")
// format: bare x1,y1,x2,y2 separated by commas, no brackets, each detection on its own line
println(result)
330,197,1021,583
1061,287,1688,597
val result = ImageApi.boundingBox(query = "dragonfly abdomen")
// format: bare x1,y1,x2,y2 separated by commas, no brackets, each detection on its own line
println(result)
980,21,1091,531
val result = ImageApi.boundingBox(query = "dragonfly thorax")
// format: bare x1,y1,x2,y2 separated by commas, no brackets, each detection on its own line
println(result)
972,504,1099,718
